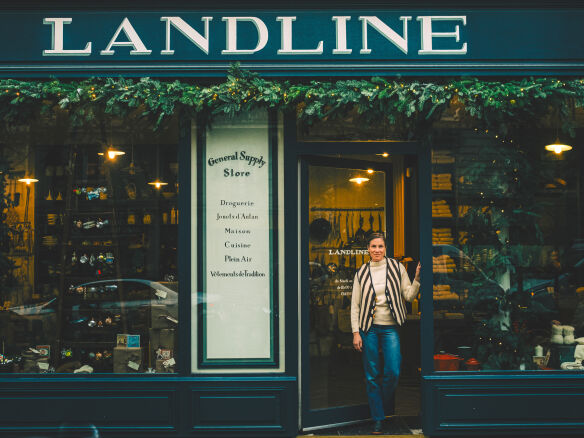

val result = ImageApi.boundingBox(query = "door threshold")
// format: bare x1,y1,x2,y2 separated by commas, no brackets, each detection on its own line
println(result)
302,418,370,432
299,416,423,436
299,436,424,438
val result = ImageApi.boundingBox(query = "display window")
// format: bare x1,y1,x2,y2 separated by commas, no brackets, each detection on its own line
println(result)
0,115,179,374
432,121,584,371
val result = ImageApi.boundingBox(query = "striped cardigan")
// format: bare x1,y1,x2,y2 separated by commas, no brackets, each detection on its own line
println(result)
356,257,407,333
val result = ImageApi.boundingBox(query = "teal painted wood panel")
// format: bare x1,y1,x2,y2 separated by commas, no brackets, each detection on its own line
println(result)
423,375,584,435
190,384,295,436
0,388,177,432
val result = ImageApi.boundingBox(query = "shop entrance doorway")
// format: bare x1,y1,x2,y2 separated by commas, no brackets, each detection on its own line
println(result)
300,150,421,432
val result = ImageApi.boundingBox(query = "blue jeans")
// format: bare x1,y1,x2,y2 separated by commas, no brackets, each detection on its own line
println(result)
360,324,401,421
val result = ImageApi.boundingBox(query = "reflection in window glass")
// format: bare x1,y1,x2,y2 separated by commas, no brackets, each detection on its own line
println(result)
432,127,583,371
0,117,179,373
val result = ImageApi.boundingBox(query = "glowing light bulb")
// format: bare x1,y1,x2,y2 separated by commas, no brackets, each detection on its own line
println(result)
98,148,125,160
148,179,168,189
545,138,572,154
18,177,38,185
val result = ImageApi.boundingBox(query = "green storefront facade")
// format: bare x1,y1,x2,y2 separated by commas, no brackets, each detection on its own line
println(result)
0,1,584,437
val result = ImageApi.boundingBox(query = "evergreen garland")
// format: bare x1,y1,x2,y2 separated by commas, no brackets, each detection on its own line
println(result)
0,63,582,136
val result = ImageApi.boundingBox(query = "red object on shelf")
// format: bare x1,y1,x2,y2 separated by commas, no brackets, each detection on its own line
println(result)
434,353,461,371
465,357,481,371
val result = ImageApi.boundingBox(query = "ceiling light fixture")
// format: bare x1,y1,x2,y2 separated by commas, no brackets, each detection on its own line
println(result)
544,138,573,154
18,176,38,185
98,148,126,160
148,179,168,189
148,144,168,189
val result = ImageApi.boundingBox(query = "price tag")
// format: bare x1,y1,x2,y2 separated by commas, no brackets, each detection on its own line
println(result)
38,362,49,370
165,316,178,324
163,358,176,367
127,361,140,371
155,290,168,299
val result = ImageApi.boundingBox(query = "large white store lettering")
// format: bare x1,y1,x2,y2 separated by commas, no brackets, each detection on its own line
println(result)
42,15,467,57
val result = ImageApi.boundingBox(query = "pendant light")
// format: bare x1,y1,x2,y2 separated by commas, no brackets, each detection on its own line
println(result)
18,176,38,185
148,144,167,189
544,138,572,154
18,149,38,184
545,107,573,155
349,176,370,184
98,119,125,160
148,179,168,189
98,147,125,160
121,141,143,176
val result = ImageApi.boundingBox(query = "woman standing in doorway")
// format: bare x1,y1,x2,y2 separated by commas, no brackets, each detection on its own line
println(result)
351,233,421,435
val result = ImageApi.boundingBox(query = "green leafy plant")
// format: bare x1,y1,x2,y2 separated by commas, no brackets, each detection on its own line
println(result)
458,135,559,370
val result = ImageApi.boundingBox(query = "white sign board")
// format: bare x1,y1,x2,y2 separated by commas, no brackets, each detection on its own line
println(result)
204,111,272,360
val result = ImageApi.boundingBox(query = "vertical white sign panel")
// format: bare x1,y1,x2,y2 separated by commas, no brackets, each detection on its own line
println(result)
204,111,272,360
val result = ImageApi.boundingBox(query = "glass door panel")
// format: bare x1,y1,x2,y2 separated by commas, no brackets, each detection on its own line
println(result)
304,159,388,428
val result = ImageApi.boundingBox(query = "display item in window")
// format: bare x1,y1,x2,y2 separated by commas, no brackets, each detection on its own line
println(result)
73,364,94,374
563,326,575,344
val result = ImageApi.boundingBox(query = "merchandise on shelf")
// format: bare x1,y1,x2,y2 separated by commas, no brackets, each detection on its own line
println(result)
432,228,454,245
431,150,455,164
432,199,453,218
432,173,453,191
433,254,456,273
433,284,459,300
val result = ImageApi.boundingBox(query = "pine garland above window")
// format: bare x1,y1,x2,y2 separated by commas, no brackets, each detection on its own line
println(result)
0,63,582,137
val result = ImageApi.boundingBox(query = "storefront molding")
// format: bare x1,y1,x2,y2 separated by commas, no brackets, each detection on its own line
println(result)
4,62,584,77
0,377,297,437
0,385,178,435
191,388,288,433
422,374,584,435
189,377,296,436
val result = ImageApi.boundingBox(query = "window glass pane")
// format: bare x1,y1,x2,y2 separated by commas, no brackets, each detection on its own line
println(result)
297,108,407,142
432,125,583,372
0,116,179,374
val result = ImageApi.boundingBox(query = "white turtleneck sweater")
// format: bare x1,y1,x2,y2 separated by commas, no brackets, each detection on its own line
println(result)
351,259,420,333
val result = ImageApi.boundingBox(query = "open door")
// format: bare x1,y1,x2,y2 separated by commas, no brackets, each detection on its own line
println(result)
300,154,394,430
